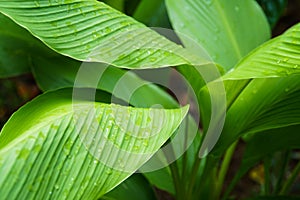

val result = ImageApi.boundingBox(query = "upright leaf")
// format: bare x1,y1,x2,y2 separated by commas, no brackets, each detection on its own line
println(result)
0,13,40,77
256,0,288,28
133,0,171,28
204,23,300,156
166,0,271,70
223,23,300,80
0,89,188,199
101,174,156,200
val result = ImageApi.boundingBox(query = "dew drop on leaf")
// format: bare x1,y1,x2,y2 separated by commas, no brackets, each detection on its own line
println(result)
34,1,40,7
106,169,112,175
204,0,213,6
234,5,240,12
294,64,299,69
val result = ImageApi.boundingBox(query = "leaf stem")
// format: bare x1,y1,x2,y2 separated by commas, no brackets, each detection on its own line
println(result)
263,157,271,195
275,150,291,194
280,159,300,195
215,141,238,199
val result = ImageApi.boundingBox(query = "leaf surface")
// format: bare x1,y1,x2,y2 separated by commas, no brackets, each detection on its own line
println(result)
166,0,270,70
0,0,206,68
0,89,188,199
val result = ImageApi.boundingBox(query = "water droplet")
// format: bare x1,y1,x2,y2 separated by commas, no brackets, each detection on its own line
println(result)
179,23,185,28
34,1,40,7
150,57,157,62
133,145,140,151
106,169,112,175
282,58,289,63
51,21,57,27
143,141,149,147
184,6,191,11
54,184,59,190
234,5,240,12
204,0,213,5
276,59,282,64
49,191,53,195
294,64,298,69
104,27,111,34
93,159,99,164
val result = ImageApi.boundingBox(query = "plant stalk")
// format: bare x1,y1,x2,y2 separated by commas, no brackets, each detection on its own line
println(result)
215,141,238,199
280,159,300,195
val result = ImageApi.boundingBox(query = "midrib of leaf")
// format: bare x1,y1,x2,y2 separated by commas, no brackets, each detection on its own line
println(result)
214,1,242,61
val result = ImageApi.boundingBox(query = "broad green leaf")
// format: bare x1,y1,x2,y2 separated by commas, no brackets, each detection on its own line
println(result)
223,125,300,199
0,0,206,68
123,0,140,16
199,24,300,156
166,0,271,70
143,166,175,195
101,0,124,12
101,174,156,200
142,115,202,196
223,23,300,80
32,55,178,109
210,75,300,156
133,0,171,28
256,0,288,28
0,88,188,199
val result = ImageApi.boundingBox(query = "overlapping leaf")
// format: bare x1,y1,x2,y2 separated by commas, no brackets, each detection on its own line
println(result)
0,89,188,199
201,23,300,156
223,23,300,79
0,0,207,68
166,0,271,70
0,13,48,78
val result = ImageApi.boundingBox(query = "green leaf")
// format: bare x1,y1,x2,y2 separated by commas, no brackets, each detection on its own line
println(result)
200,23,300,156
0,13,36,77
0,88,188,199
166,0,271,70
256,0,288,28
101,0,124,12
210,75,300,156
101,174,156,200
223,23,300,80
133,0,171,28
32,55,178,109
143,166,175,195
0,0,206,68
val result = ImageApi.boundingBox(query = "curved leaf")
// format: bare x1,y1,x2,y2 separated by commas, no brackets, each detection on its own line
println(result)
209,75,300,156
101,174,156,200
133,0,171,28
256,0,288,28
0,89,188,199
224,23,300,80
199,23,300,156
32,55,178,109
0,13,38,78
166,0,271,70
0,0,206,68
